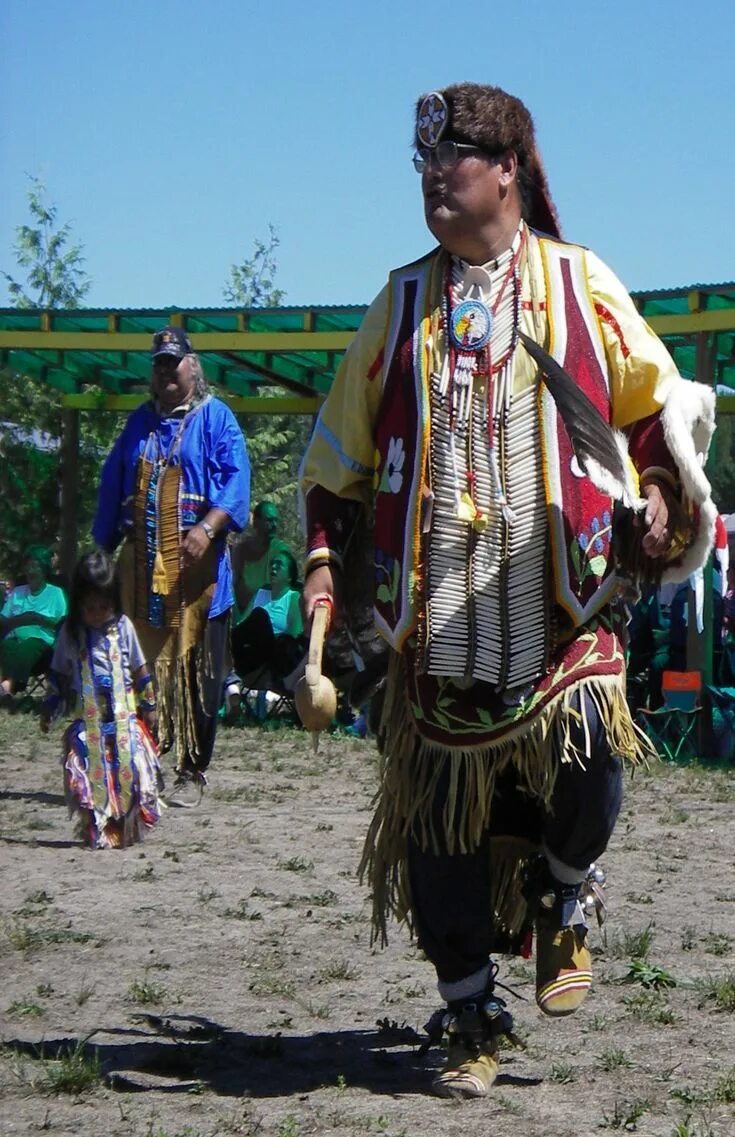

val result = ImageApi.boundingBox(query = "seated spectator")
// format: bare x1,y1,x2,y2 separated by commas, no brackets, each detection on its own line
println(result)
230,500,293,623
230,551,305,690
0,545,67,700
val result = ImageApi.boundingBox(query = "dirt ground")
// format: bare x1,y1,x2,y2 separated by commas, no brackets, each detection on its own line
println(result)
0,703,734,1137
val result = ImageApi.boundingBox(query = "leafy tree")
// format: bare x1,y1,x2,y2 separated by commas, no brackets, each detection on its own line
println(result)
2,175,90,308
0,177,116,577
709,412,735,515
223,224,285,308
224,226,311,551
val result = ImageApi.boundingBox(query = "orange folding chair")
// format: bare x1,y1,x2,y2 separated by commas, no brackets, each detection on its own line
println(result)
636,670,702,763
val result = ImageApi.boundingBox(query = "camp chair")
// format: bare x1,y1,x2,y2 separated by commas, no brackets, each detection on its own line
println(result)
636,670,702,764
705,684,735,764
236,663,298,726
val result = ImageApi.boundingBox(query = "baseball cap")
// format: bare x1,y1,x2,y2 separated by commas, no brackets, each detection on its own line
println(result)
151,326,193,360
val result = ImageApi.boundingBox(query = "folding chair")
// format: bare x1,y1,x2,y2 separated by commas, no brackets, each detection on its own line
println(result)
636,670,702,763
237,664,298,726
705,684,735,765
13,646,54,711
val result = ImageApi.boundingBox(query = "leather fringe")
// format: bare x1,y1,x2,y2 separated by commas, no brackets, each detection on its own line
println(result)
359,652,653,946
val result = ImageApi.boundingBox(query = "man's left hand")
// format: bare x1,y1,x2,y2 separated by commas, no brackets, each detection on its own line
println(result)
641,481,676,558
182,524,212,566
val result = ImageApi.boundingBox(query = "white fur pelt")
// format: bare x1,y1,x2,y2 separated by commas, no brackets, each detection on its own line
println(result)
658,377,717,582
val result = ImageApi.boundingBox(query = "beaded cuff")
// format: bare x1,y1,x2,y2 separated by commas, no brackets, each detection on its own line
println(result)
304,547,344,578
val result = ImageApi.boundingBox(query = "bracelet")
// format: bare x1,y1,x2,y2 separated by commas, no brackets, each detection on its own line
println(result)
303,548,344,577
200,520,216,541
639,467,678,492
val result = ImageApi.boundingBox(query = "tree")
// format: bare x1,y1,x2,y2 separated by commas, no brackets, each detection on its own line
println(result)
223,227,310,550
223,224,285,308
2,175,90,308
0,177,116,576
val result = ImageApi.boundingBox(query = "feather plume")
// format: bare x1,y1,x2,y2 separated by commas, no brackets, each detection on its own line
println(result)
519,331,624,481
519,331,635,502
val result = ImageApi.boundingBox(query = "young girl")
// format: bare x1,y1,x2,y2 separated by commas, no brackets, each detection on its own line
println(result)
41,551,163,848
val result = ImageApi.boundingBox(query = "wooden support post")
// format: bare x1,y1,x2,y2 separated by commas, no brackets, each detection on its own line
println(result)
58,408,80,581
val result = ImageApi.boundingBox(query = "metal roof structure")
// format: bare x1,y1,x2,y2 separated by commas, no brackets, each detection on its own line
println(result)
0,305,365,414
0,280,734,414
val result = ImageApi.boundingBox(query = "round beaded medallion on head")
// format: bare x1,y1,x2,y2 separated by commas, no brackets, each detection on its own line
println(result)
417,91,449,148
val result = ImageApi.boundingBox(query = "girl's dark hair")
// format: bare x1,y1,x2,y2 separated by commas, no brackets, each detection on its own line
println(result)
67,551,121,635
275,549,299,588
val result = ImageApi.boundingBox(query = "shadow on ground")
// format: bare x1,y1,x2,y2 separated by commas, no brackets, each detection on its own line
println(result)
5,1013,541,1097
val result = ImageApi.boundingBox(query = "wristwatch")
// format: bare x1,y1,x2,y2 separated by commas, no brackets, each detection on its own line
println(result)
200,521,216,541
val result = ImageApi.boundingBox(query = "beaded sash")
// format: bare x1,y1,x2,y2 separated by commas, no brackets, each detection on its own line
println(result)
78,623,137,818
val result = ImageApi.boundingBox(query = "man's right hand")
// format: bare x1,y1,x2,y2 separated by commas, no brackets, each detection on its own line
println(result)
301,564,342,630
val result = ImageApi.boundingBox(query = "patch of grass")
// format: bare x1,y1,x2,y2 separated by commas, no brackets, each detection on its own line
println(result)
600,1097,649,1129
133,863,155,881
398,981,426,999
625,892,654,905
713,1066,735,1102
681,925,697,951
300,889,338,907
672,1067,735,1109
6,998,45,1018
586,1013,608,1032
318,959,359,982
41,1037,102,1095
622,990,676,1024
701,931,732,956
145,1127,207,1137
128,978,168,1005
223,898,262,921
301,999,331,1020
625,959,677,989
608,922,655,961
697,971,735,1011
4,921,99,951
276,1117,300,1137
14,889,54,916
197,885,220,903
76,982,95,1007
596,1047,634,1071
249,976,296,998
549,1060,575,1083
277,856,313,873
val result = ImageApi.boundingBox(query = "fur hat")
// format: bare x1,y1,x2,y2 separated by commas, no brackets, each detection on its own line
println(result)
414,83,561,239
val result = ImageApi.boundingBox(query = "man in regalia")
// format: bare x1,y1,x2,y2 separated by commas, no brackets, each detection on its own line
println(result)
300,83,716,1098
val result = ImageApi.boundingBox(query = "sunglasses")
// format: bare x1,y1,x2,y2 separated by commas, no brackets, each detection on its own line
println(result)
412,141,499,173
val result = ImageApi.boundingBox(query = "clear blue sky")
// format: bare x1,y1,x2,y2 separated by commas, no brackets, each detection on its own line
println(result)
1,0,733,311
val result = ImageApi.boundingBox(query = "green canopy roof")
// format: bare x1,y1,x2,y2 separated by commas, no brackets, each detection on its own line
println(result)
1,280,734,413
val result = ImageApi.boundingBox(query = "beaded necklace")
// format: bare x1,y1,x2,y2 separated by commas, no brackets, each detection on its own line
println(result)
438,226,525,528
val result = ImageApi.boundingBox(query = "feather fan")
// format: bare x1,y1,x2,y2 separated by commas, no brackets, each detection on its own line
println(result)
518,331,630,493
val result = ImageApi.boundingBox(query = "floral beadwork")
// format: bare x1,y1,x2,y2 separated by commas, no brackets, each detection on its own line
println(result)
571,510,613,583
377,437,405,495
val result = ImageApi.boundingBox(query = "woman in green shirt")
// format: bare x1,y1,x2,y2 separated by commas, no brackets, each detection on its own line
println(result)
0,545,67,699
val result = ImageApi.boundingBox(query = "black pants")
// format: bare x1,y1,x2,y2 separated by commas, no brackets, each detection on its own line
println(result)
180,610,229,775
231,607,305,679
406,691,623,983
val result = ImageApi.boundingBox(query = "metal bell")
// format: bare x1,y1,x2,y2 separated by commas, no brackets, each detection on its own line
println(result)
540,889,556,910
593,867,606,885
584,892,597,915
483,998,502,1020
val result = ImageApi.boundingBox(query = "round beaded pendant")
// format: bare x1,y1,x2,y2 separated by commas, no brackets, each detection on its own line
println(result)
449,299,493,351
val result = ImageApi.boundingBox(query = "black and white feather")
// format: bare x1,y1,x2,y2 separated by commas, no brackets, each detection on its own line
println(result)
519,331,643,510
